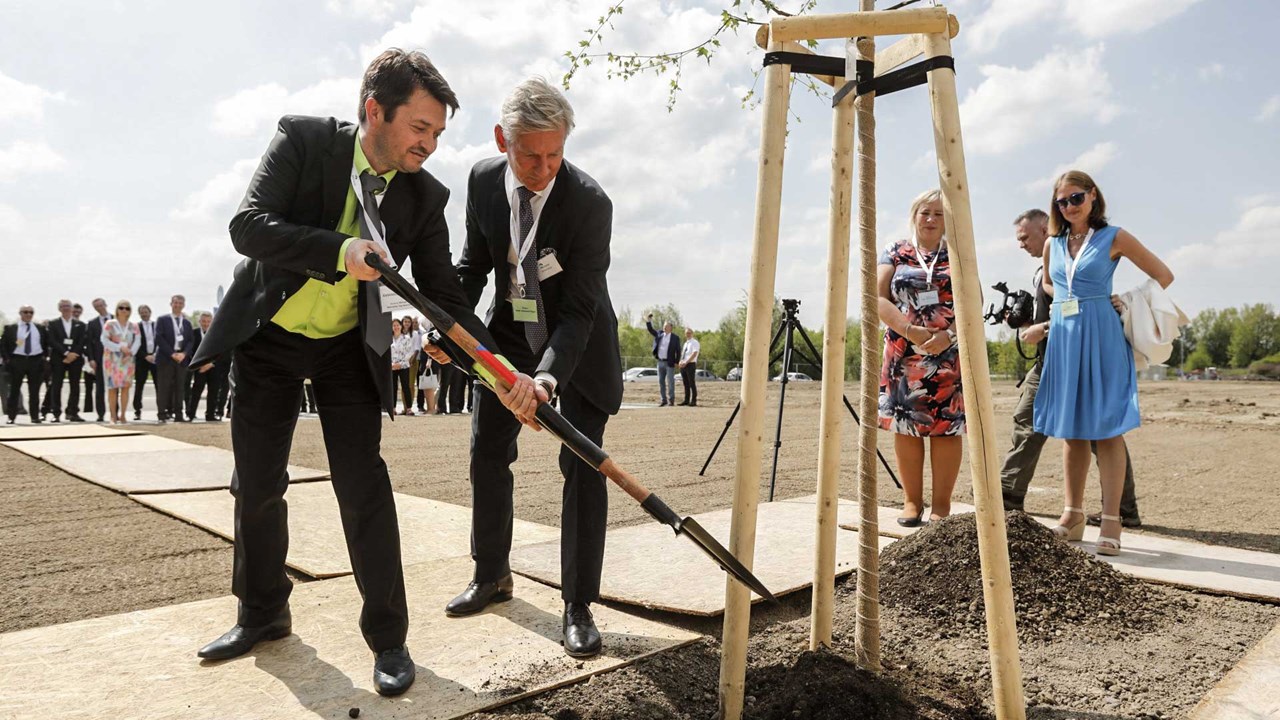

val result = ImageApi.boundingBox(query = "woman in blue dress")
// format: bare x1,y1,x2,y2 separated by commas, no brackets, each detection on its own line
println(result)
1034,171,1173,556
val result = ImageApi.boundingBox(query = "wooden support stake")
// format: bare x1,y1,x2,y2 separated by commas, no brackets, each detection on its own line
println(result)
771,6,949,43
717,38,791,720
852,20,883,673
753,26,840,88
922,29,1027,720
808,52,855,652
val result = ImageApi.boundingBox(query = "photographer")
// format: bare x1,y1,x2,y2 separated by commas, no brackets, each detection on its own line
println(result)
998,209,1141,529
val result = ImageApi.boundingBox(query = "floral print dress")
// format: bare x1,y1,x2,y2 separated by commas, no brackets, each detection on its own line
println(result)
877,239,965,437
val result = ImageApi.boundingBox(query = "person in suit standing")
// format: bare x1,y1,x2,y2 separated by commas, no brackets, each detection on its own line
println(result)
47,299,87,422
133,304,158,421
645,314,680,407
186,311,221,421
189,49,538,695
447,77,623,659
154,294,194,422
677,327,700,407
2,306,49,424
83,298,110,421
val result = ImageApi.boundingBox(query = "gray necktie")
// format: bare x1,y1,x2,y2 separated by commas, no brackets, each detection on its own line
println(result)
359,171,391,355
516,186,548,354
22,323,31,355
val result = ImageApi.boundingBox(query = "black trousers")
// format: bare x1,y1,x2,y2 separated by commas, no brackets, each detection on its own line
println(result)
436,362,466,414
680,364,697,405
229,324,406,651
84,354,105,418
393,368,412,409
133,356,155,415
5,355,42,421
211,363,231,417
187,367,224,419
155,361,188,420
49,358,84,419
469,375,609,603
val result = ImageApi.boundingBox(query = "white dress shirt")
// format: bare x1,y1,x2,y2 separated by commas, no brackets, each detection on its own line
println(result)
503,166,561,391
15,321,43,356
681,338,700,364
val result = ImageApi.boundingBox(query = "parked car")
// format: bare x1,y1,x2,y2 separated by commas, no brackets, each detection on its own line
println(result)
772,372,814,382
676,368,720,383
622,367,659,382
726,367,743,381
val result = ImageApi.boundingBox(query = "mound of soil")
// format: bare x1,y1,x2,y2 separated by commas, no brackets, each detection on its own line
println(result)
743,649,919,720
879,511,1185,641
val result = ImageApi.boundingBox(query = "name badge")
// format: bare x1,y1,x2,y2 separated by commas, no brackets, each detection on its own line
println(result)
1061,299,1080,318
537,252,563,281
378,284,411,314
512,298,539,323
915,290,940,308
64,339,73,346
176,334,184,343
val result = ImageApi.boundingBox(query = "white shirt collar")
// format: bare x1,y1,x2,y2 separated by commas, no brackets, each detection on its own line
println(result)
503,165,556,205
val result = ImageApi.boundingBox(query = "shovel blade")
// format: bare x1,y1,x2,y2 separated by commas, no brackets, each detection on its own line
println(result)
677,517,778,604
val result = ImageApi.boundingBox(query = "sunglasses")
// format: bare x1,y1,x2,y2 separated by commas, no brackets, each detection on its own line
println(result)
117,306,131,311
19,310,33,314
1054,191,1088,210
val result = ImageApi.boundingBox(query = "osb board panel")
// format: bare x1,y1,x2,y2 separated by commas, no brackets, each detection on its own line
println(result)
0,424,142,441
1190,620,1280,719
42,446,328,494
0,556,698,720
1029,517,1280,603
134,482,562,578
839,501,978,539
510,495,894,616
0,434,192,458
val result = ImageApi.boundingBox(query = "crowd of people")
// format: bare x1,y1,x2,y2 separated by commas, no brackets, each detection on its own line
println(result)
1,295,230,425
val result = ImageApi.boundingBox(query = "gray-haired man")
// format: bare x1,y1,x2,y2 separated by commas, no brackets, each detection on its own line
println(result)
999,209,1141,527
448,77,623,658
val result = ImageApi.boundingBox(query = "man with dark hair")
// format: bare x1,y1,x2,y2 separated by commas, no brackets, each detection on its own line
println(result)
133,304,157,421
83,298,109,421
47,299,87,423
191,48,537,696
2,306,49,424
154,294,194,422
1000,208,1141,527
448,77,622,659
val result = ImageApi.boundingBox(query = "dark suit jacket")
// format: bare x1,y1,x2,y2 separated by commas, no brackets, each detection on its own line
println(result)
85,316,108,364
191,115,496,415
1,323,50,362
155,316,195,368
46,318,87,364
136,320,157,362
645,320,681,366
457,157,622,415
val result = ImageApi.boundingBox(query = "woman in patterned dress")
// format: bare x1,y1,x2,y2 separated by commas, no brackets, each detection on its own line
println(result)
876,190,964,527
100,300,141,424
1034,170,1173,555
389,318,415,416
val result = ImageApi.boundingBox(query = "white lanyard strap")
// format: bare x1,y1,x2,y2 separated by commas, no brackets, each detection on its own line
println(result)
910,234,944,286
1064,228,1094,299
511,188,541,295
349,167,396,268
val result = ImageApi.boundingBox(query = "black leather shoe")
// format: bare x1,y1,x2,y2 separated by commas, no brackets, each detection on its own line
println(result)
68,414,84,423
445,574,514,617
197,608,292,660
133,410,141,420
373,645,416,697
563,602,602,658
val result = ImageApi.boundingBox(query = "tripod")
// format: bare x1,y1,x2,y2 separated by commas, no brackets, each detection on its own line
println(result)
700,298,900,500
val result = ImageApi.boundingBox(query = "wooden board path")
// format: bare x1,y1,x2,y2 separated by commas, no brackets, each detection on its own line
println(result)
45,446,328,494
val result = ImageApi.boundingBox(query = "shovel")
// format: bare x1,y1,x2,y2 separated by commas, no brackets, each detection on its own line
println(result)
366,252,777,603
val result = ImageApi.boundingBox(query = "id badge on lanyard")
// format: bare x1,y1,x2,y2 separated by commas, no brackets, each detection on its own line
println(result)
350,168,403,313
911,235,944,308
1061,229,1093,318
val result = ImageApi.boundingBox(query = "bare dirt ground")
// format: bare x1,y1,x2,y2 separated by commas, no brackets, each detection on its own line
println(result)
3,379,1278,718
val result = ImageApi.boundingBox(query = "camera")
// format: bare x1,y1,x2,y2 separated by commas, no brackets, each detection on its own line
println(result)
984,282,1034,329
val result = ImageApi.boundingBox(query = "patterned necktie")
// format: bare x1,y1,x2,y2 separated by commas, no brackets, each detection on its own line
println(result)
22,323,31,355
359,171,392,355
516,186,548,354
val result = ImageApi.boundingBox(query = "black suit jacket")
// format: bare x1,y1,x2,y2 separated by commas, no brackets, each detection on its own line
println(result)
457,157,622,415
1,323,50,362
136,321,157,362
85,316,108,364
155,316,195,368
192,115,496,414
646,320,681,366
46,318,87,363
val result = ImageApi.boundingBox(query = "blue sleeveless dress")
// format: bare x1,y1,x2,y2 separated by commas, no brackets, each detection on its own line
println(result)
1033,225,1139,440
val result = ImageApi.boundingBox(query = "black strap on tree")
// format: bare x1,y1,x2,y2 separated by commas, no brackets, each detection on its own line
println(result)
760,51,954,107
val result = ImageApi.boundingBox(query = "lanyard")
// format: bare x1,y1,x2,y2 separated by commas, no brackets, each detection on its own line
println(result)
1064,228,1094,299
349,166,397,269
510,186,543,297
910,233,945,286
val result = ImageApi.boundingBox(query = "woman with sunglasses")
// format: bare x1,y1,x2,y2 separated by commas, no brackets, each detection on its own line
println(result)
100,301,142,424
1034,170,1173,556
389,318,414,416
877,189,965,527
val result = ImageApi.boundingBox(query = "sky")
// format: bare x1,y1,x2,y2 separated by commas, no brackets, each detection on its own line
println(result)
2,0,1276,338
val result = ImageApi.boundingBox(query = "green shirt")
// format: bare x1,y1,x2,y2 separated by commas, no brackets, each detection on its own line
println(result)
270,133,397,338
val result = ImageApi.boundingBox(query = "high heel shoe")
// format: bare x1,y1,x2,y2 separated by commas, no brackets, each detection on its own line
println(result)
1096,514,1122,556
1052,506,1086,541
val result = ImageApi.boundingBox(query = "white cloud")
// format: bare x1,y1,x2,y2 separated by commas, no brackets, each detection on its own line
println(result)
0,203,25,233
1256,96,1280,122
1171,203,1280,270
1023,141,1119,194
0,71,67,123
325,0,406,22
211,78,357,137
965,0,1201,53
171,158,260,222
1198,63,1226,81
0,139,68,180
959,45,1120,155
